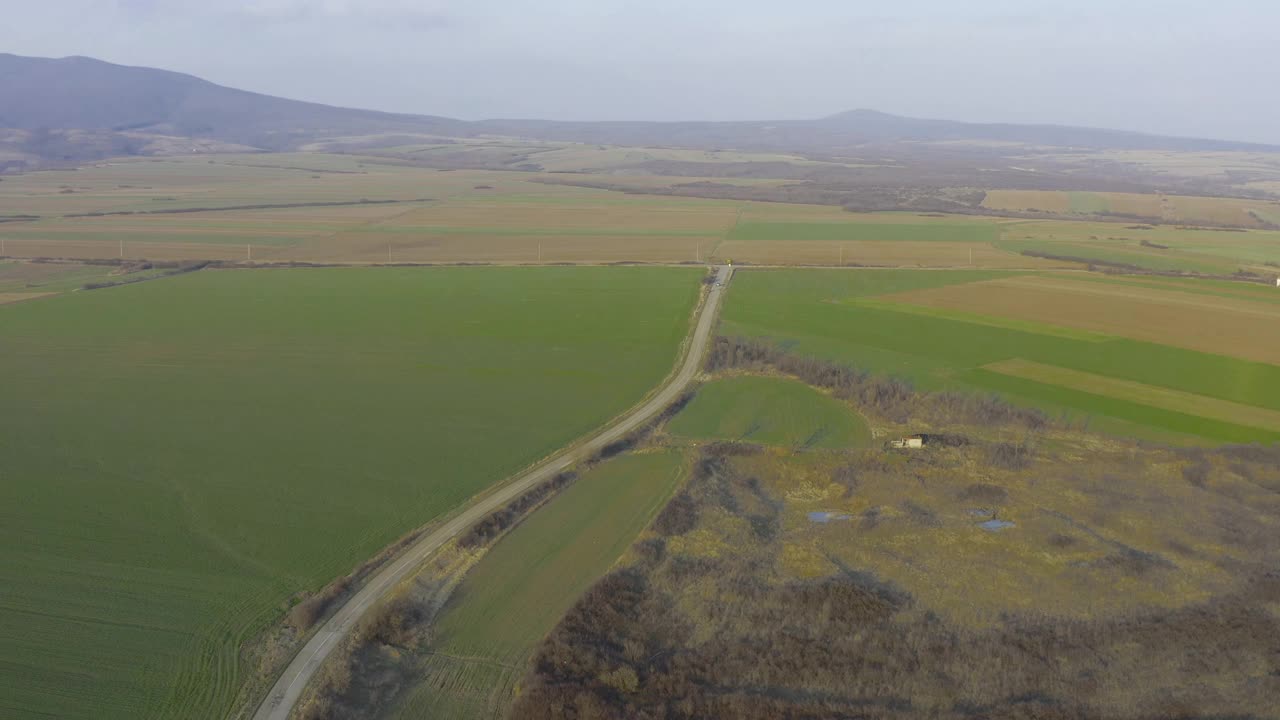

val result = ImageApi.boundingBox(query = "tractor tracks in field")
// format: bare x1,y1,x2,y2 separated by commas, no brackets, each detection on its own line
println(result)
251,264,732,720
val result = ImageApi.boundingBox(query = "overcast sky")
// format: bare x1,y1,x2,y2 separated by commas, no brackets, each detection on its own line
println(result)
2,0,1276,143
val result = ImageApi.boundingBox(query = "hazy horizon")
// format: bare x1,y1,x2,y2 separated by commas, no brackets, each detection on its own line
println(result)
1,0,1277,144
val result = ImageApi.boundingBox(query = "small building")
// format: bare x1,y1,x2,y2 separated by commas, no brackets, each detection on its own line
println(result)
889,434,925,449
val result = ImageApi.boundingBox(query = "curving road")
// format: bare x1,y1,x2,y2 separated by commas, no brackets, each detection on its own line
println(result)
252,265,732,720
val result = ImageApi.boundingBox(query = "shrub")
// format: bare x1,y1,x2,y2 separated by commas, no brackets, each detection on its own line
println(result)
988,441,1034,470
458,471,577,548
706,337,1047,429
652,492,698,536
1182,461,1211,488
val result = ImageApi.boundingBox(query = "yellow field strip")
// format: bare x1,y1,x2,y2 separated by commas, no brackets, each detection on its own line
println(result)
984,358,1280,432
993,276,1280,320
0,292,57,305
882,277,1280,364
1078,275,1280,304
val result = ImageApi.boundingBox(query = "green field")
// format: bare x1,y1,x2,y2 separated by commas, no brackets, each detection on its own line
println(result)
1067,191,1111,214
721,269,1280,444
0,266,700,720
669,376,871,449
729,220,999,244
391,451,685,719
996,219,1280,272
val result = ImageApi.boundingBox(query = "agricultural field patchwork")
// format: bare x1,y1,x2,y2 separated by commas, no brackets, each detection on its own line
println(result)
0,265,701,720
722,268,1280,443
0,156,743,264
390,451,686,720
6,154,1278,271
984,188,1280,229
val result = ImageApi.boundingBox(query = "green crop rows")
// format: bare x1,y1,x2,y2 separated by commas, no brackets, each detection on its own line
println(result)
0,266,699,720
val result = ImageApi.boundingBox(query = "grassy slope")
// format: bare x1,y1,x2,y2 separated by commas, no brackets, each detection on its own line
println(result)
0,266,700,720
0,261,170,293
721,269,1280,443
392,451,686,719
668,376,872,449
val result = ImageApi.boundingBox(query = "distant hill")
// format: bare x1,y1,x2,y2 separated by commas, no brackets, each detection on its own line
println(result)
481,109,1276,154
0,53,1275,162
0,53,465,151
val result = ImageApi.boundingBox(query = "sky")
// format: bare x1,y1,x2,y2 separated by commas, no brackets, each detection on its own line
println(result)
1,0,1276,143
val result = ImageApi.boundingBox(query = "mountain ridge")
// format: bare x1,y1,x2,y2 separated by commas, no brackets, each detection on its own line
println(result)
1,53,1276,158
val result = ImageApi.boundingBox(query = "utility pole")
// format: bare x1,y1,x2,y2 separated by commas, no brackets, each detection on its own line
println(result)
839,245,844,266
969,247,974,266
538,243,542,262
247,243,252,262
119,239,124,259
387,242,392,263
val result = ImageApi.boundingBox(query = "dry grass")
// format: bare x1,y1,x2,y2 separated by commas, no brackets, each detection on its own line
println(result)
1167,194,1276,227
512,365,1280,719
0,238,252,261
768,439,1271,626
1101,192,1168,219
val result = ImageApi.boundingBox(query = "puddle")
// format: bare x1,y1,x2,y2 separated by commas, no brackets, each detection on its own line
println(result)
808,511,852,524
979,519,1016,532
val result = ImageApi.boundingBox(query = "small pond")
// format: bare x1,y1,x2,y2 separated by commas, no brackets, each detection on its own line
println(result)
979,519,1016,532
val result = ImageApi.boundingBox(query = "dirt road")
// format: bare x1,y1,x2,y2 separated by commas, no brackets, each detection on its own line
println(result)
252,264,732,720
